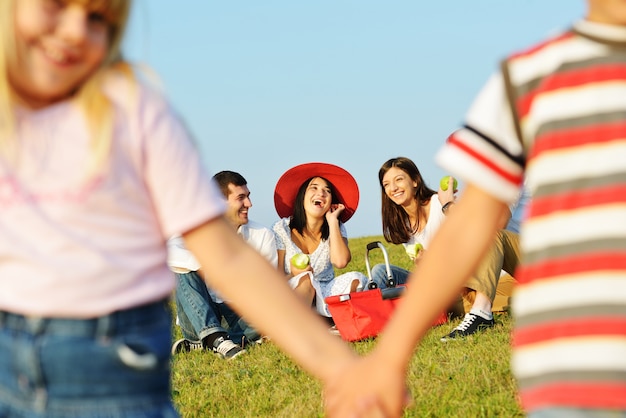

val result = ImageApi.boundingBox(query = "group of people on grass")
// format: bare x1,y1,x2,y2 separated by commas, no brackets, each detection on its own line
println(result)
167,158,527,360
1,0,625,417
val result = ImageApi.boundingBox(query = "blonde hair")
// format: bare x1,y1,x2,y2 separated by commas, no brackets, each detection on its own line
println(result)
0,0,133,174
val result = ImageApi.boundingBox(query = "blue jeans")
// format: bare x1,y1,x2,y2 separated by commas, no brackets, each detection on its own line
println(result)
371,263,410,289
174,271,260,345
0,300,178,418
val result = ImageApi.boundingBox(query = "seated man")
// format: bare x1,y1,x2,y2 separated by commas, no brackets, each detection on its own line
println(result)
488,182,531,313
168,171,278,359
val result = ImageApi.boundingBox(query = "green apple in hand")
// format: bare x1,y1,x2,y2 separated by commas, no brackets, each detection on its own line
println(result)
440,176,458,191
406,243,423,259
291,253,310,269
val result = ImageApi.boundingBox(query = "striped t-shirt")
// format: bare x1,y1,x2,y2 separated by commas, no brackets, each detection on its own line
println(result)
436,19,626,413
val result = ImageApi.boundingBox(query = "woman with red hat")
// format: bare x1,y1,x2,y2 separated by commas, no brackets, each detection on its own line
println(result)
272,162,368,319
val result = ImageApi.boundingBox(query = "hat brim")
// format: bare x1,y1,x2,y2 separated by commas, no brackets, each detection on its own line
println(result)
274,162,359,223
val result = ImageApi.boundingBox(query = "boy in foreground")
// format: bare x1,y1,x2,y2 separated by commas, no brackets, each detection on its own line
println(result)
325,1,626,416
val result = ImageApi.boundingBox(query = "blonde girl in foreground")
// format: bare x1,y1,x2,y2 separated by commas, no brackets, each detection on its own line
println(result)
0,1,371,416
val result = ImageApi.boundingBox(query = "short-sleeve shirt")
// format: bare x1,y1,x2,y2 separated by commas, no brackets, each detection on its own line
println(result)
0,74,225,318
403,195,446,250
272,217,347,282
436,20,626,412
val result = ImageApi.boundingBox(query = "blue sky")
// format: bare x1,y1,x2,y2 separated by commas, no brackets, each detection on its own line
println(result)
123,1,586,238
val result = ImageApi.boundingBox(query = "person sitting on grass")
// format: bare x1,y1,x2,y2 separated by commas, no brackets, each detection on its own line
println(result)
272,162,368,324
168,170,277,359
371,156,521,340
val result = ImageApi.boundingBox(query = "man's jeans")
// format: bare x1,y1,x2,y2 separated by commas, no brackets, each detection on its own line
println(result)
0,300,178,418
174,271,260,345
371,263,410,289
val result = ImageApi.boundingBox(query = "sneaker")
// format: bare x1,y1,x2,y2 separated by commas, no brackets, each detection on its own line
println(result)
213,336,246,360
171,338,203,355
239,335,269,347
440,313,494,341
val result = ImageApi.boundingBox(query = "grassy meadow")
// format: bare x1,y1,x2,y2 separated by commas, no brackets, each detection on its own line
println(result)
170,236,522,417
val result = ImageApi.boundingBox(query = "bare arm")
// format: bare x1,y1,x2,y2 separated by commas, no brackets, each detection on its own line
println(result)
324,184,508,417
497,205,513,230
276,249,287,274
327,204,351,268
380,184,507,364
183,216,357,381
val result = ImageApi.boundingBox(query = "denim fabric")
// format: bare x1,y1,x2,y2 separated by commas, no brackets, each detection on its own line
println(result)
214,301,260,344
370,264,410,289
0,300,178,418
174,272,259,345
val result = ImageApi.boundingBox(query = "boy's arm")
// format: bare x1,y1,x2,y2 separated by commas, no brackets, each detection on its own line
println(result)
324,184,509,417
498,205,513,230
380,184,508,365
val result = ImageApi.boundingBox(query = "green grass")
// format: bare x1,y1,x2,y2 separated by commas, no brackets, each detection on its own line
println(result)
171,236,523,417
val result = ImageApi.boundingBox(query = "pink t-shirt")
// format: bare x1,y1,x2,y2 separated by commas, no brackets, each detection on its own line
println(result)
0,74,225,318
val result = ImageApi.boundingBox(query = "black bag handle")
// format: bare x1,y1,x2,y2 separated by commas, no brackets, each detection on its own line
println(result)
364,241,396,289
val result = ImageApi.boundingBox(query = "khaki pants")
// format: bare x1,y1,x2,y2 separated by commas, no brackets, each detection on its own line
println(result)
449,229,520,316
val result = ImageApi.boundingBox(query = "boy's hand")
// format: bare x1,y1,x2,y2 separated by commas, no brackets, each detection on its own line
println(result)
323,352,411,417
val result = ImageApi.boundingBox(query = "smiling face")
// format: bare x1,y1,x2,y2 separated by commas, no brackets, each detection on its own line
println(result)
303,177,333,218
7,0,113,108
224,183,252,228
381,166,418,208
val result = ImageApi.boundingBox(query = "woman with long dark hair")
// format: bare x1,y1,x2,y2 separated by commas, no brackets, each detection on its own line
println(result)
373,157,519,341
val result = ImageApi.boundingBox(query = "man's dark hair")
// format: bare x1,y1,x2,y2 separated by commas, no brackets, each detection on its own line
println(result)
212,171,247,198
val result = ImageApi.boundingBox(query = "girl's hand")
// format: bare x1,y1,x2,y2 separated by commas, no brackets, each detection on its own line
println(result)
438,176,455,207
412,248,426,266
326,203,345,222
324,352,411,417
290,262,313,277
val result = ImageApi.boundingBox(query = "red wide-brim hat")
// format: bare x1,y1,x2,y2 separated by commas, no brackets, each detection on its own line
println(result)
274,162,359,223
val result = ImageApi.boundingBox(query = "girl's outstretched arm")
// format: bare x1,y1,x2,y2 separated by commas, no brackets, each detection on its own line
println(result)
182,216,355,381
324,184,509,417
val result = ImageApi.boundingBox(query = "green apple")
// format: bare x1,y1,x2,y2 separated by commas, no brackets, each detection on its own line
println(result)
406,243,423,259
440,176,458,191
291,253,310,269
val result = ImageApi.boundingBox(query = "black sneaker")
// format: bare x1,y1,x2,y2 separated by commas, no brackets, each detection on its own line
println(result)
213,336,246,360
239,335,269,347
440,313,494,341
171,338,203,355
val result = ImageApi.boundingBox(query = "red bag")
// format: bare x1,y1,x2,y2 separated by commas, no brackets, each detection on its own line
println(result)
326,242,447,342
